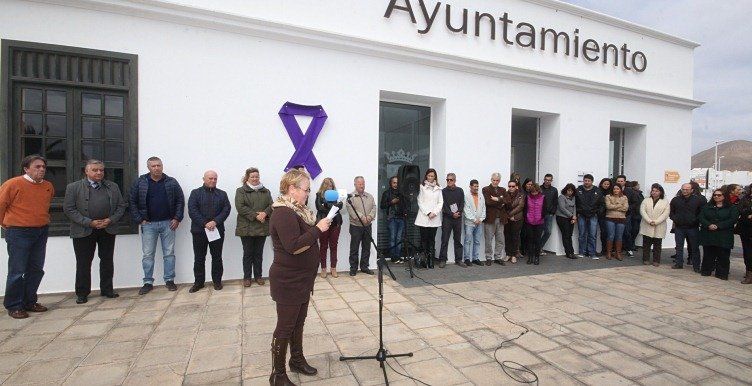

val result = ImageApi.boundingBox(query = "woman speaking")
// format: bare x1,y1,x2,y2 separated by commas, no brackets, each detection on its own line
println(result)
269,169,331,385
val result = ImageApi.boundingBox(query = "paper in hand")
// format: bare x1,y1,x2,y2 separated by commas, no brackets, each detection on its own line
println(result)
450,203,458,213
205,227,221,242
326,206,340,220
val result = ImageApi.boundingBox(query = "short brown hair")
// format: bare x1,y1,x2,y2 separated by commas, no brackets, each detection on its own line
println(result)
279,169,310,195
242,167,259,184
21,154,47,169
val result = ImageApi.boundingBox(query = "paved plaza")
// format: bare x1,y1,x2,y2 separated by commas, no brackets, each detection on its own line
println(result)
1,253,751,385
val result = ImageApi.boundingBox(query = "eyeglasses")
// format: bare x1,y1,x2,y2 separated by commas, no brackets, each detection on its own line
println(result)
713,193,723,197
446,178,455,181
297,186,311,193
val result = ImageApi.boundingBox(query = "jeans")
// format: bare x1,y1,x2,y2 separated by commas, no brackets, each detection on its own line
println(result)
556,216,575,255
463,222,483,261
387,218,405,261
72,229,116,297
4,227,48,311
540,214,555,249
319,224,341,268
623,214,634,250
605,219,626,242
577,216,598,256
483,219,505,260
440,216,462,262
141,220,176,284
674,227,700,269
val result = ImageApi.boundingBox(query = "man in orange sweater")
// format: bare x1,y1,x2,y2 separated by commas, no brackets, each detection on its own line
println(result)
0,155,54,319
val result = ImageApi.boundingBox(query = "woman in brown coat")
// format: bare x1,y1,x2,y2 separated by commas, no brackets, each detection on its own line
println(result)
269,169,331,385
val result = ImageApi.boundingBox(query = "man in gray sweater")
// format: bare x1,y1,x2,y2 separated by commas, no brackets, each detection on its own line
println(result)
63,159,127,304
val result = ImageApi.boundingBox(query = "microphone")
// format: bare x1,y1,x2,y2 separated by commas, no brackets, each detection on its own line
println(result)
324,189,352,202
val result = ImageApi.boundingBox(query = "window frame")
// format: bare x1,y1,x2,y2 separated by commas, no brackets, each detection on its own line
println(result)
1,40,139,237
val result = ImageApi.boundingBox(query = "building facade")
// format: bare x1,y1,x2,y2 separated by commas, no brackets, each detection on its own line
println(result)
1,0,702,293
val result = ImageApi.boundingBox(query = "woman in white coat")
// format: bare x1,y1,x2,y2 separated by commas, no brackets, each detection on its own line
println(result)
415,168,443,269
639,183,670,266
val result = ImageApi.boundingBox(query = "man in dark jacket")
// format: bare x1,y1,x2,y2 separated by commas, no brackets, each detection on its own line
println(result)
483,173,508,265
539,174,558,253
188,170,231,292
380,176,407,263
440,173,464,268
670,183,707,271
129,157,185,295
576,174,601,259
63,159,127,304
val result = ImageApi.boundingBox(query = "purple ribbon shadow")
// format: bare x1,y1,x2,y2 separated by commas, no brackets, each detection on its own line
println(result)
278,102,327,179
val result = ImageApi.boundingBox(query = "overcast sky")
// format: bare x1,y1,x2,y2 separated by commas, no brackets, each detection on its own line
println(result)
561,0,751,154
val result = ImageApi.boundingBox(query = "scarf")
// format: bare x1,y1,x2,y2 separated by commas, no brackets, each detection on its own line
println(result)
247,182,264,190
424,180,437,189
272,195,316,226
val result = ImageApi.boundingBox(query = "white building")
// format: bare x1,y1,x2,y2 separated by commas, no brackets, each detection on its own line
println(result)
0,0,702,293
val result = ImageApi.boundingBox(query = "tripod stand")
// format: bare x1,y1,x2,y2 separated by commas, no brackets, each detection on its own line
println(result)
339,196,413,385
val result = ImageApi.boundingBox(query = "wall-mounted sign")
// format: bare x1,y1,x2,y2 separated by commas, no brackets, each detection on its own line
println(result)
384,0,648,73
664,170,680,183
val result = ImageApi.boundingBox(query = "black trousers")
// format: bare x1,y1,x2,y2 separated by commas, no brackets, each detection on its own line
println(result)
418,226,438,260
742,235,752,272
504,220,523,256
241,236,266,279
598,215,608,253
525,223,544,258
556,216,575,255
440,216,462,262
642,236,663,263
72,229,116,297
702,245,731,278
192,230,224,284
274,301,309,338
349,225,372,271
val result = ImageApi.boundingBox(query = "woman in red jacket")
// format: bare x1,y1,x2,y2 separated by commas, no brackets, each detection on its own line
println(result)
525,183,545,265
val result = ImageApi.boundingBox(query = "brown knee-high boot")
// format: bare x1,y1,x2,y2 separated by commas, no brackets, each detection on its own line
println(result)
270,337,296,385
289,327,317,376
605,241,613,260
615,241,624,261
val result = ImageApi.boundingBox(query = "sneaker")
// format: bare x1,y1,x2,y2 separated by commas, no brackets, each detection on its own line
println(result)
165,281,177,291
591,255,600,260
626,251,634,257
138,283,154,295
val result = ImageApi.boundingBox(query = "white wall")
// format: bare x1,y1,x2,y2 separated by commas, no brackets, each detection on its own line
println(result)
0,0,696,292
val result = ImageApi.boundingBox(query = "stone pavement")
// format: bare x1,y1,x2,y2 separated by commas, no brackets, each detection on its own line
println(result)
1,254,751,385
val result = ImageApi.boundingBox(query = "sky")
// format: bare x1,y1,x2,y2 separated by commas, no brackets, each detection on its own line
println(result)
560,0,752,154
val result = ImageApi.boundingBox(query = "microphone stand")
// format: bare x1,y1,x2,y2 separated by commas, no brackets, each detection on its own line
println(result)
339,195,413,385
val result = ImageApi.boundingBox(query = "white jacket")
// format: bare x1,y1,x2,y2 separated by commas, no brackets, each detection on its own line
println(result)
464,192,486,225
415,184,443,227
639,197,670,238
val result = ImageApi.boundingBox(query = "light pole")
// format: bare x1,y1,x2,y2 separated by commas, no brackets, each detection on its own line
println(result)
713,140,725,192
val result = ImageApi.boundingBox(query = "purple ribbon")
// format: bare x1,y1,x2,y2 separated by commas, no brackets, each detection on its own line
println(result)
278,102,327,179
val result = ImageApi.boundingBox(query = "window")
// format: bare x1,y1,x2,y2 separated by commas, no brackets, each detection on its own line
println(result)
2,41,138,236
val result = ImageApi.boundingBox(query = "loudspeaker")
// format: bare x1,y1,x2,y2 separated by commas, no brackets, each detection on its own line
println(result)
398,164,421,202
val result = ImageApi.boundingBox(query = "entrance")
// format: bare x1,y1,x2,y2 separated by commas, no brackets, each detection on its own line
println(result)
511,115,539,184
377,102,430,251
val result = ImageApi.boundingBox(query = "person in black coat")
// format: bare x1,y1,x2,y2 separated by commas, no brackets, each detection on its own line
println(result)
739,184,752,284
187,170,231,292
380,176,407,263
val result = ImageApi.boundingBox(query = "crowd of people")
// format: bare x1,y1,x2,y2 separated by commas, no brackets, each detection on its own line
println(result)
2,155,752,385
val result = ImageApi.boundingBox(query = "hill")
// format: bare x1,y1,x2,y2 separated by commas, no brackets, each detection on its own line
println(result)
692,140,752,171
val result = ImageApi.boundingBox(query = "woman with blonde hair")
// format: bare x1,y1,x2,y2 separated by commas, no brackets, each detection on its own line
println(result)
315,177,342,278
269,169,331,385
